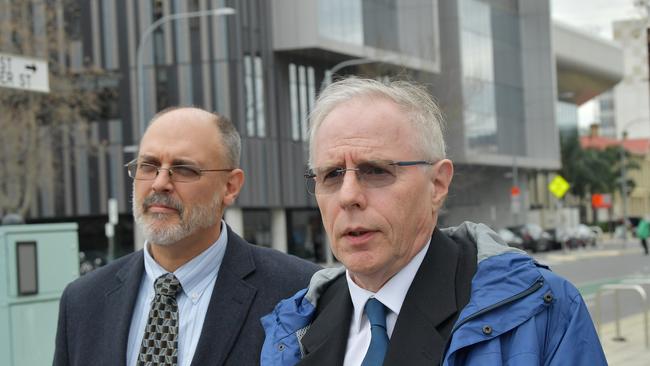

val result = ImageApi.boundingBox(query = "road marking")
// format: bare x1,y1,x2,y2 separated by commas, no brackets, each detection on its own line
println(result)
577,275,650,298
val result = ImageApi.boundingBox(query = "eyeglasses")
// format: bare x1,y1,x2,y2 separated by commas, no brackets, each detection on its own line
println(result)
125,159,233,183
304,160,434,195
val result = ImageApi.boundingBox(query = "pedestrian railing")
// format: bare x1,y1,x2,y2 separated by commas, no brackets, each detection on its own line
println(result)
594,283,649,349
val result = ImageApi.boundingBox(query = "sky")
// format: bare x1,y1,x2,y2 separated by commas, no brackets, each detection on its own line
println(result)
551,0,642,39
551,0,643,128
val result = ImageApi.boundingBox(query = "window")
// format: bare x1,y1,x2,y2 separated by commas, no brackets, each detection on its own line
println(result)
243,210,271,247
244,55,266,137
288,62,316,141
287,209,327,263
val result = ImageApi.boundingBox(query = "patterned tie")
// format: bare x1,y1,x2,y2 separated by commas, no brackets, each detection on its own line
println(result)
137,273,183,366
361,298,390,366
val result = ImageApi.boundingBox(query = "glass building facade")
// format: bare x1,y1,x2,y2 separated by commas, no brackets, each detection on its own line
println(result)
556,101,579,138
459,0,524,156
12,0,563,262
317,0,438,62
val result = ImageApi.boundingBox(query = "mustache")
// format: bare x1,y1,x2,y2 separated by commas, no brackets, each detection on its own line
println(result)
143,193,184,215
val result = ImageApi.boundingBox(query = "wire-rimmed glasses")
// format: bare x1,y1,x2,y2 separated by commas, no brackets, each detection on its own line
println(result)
125,159,233,183
304,160,435,195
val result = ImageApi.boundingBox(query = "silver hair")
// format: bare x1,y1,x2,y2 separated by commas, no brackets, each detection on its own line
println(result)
308,77,446,168
149,106,241,168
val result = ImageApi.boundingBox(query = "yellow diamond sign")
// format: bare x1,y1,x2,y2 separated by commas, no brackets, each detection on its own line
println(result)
548,175,570,198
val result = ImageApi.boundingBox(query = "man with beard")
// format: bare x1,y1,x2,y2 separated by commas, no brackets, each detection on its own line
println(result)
53,107,319,366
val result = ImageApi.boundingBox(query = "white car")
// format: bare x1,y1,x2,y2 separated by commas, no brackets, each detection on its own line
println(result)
560,224,598,248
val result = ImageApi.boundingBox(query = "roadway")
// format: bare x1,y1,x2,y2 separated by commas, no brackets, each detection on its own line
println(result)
533,240,650,324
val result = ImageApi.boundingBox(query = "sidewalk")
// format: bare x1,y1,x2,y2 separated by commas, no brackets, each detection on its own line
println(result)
599,311,650,365
593,238,650,365
534,236,644,266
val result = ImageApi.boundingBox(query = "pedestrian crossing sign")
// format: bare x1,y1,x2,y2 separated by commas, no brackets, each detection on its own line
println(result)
548,175,570,198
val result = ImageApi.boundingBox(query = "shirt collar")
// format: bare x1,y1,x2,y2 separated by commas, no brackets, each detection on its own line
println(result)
346,240,430,333
143,220,229,304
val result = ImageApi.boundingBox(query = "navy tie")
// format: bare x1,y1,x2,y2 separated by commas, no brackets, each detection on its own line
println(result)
361,298,389,366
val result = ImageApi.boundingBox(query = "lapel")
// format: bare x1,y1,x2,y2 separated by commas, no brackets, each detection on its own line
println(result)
190,227,258,366
103,251,145,365
297,274,351,366
383,228,463,366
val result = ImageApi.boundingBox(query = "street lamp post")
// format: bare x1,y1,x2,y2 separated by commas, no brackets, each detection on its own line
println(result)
619,118,648,243
511,155,521,226
136,7,236,140
320,56,398,92
620,132,629,243
132,7,235,252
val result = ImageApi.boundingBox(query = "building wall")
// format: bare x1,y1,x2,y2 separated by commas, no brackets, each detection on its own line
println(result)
598,90,617,138
628,154,650,217
613,19,650,139
19,0,565,258
432,0,558,230
443,165,532,228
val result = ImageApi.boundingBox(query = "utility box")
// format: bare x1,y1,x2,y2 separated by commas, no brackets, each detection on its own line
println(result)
0,223,79,366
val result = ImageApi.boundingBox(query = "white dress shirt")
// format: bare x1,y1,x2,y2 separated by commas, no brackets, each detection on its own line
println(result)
126,221,228,366
343,241,430,366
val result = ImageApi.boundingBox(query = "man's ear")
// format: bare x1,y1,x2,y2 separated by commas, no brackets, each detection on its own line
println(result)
223,168,245,207
431,159,453,211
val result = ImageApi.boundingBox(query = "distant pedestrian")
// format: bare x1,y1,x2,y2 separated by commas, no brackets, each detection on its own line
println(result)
637,216,650,255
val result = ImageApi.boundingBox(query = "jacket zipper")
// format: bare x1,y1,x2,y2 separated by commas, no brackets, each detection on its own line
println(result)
439,278,545,365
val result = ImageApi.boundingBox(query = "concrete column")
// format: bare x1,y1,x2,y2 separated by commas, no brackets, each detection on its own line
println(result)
224,207,244,237
134,225,145,251
271,209,288,253
324,234,335,267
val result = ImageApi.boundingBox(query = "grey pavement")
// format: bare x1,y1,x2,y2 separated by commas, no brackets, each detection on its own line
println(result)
599,311,650,366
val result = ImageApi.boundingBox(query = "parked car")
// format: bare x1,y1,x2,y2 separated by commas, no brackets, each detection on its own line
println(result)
508,223,552,253
79,250,107,275
556,224,598,249
544,228,563,251
497,228,525,250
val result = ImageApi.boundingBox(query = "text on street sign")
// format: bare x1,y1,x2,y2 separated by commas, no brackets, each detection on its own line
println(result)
0,53,50,93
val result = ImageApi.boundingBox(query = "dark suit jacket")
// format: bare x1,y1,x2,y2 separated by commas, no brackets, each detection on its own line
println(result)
297,227,477,366
53,226,319,366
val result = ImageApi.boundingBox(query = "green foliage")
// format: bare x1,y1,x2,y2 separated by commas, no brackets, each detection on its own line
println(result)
560,135,640,200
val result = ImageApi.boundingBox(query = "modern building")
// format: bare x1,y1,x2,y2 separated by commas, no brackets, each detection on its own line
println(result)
553,21,623,139
597,90,617,138
610,18,650,139
8,0,618,263
547,21,623,227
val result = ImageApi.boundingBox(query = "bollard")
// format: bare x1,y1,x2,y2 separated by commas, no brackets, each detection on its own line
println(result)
595,283,648,349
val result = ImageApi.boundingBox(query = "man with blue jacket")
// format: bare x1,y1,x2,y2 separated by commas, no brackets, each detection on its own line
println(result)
261,78,607,365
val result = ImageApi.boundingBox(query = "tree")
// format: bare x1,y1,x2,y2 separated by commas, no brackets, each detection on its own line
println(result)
0,0,105,218
560,135,640,222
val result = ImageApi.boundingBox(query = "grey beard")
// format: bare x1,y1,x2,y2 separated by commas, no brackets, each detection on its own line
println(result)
132,189,221,246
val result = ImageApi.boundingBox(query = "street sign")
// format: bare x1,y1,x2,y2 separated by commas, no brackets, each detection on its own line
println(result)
548,175,570,199
511,186,521,197
104,223,115,238
591,193,612,208
108,198,119,225
0,53,50,93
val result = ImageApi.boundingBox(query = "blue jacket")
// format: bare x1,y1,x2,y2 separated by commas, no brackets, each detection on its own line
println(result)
260,222,607,365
